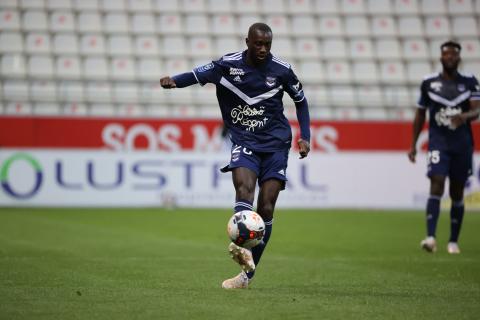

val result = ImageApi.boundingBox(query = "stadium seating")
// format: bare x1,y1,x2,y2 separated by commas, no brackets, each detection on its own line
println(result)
0,0,479,120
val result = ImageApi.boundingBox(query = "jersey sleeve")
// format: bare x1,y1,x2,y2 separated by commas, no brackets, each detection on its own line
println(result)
470,76,480,101
283,67,305,103
192,61,221,86
417,80,429,109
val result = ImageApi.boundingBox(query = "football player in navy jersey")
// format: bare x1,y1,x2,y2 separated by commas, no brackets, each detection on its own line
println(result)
408,41,480,254
160,23,310,288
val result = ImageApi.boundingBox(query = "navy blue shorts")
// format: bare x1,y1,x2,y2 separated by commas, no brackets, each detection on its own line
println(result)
427,148,473,182
221,144,289,189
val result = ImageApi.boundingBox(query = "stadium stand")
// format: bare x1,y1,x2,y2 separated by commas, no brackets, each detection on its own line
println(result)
0,0,479,120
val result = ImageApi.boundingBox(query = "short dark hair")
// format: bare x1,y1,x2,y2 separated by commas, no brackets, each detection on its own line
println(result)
248,23,272,37
440,40,461,52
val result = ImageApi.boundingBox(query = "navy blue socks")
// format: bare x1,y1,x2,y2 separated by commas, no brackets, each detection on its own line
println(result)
449,200,465,242
426,195,441,237
246,218,273,279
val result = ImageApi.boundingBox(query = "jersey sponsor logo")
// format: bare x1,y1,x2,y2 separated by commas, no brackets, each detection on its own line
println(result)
196,63,214,73
229,67,245,76
430,81,442,92
231,105,268,132
434,107,462,130
265,76,277,87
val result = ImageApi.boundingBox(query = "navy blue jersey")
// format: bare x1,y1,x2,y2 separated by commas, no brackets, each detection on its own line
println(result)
418,72,480,152
192,51,305,152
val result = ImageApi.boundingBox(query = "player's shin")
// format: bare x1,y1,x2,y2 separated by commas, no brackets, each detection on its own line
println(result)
246,218,273,279
449,200,465,242
426,195,441,237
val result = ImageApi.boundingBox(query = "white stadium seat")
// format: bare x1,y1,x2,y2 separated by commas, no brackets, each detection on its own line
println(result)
53,34,78,55
380,61,407,84
20,0,44,9
295,38,321,59
117,104,144,117
326,61,352,84
211,14,236,35
164,58,188,76
448,0,473,14
58,81,85,102
367,0,393,14
77,12,103,33
104,13,130,33
460,39,480,60
271,37,293,58
154,0,180,12
1,54,27,78
3,80,29,100
402,39,429,60
371,16,397,38
345,16,370,37
238,14,261,35
452,16,478,37
0,1,18,9
108,35,133,56
318,17,344,37
47,0,73,10
25,33,51,54
80,34,106,55
33,103,61,115
28,55,54,78
127,0,154,12
462,62,480,77
83,57,109,79
63,102,88,116
352,61,379,84
138,59,162,81
421,0,447,15
101,0,127,11
56,56,82,79
215,37,242,55
189,36,213,57
158,14,183,34
110,57,136,80
0,32,23,53
86,82,112,102
132,14,156,34
287,0,312,14
341,0,366,15
207,0,233,13
291,15,316,37
89,103,116,116
406,61,433,84
50,11,75,32
394,0,420,15
384,86,411,108
398,16,424,37
162,36,187,56
140,83,168,104
185,14,209,35
265,15,290,36
349,39,374,59
298,60,324,83
356,86,384,107
314,0,339,15
260,0,286,13
181,0,207,13
0,10,20,30
113,83,139,103
74,0,99,11
134,35,159,57
23,11,48,31
31,81,57,101
322,39,347,59
233,0,258,13
361,107,388,120
425,16,451,38
5,102,33,115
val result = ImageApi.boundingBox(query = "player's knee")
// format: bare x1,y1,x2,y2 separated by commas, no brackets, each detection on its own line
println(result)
235,183,255,200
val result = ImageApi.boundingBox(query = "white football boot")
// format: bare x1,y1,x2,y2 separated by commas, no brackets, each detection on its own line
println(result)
447,242,461,254
228,242,255,273
420,236,437,253
221,271,250,289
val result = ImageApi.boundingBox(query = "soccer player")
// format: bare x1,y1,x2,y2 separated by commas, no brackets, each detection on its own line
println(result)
408,40,480,254
160,23,310,288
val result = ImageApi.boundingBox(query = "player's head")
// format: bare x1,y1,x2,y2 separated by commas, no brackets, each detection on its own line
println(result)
246,23,272,66
440,40,461,72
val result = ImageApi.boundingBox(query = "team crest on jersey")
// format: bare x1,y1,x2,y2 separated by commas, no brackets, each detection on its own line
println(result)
229,67,245,76
265,76,277,87
457,84,466,92
196,63,214,73
430,81,442,92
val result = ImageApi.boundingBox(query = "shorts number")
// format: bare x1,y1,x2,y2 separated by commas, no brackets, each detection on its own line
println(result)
428,150,440,164
232,145,252,155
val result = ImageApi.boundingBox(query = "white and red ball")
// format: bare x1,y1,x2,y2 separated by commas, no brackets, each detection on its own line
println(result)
227,210,265,249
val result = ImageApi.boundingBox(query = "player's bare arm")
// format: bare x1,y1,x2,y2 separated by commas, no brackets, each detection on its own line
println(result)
408,108,426,163
298,139,310,159
160,76,177,89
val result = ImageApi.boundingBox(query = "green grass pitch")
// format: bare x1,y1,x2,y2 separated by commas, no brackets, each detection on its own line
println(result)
0,208,479,320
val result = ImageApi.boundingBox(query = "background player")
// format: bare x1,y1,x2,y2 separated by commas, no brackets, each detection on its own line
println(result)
408,41,480,254
160,23,311,288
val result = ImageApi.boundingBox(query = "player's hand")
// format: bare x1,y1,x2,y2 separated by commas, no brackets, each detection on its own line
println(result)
450,113,466,129
408,148,416,163
298,139,310,159
160,76,177,89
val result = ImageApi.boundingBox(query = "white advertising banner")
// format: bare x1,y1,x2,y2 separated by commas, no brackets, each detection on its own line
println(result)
2,149,480,209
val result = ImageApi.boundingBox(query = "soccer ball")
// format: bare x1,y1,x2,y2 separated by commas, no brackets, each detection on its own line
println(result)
227,210,265,249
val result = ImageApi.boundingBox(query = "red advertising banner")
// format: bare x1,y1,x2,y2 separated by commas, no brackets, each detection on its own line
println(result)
2,116,480,151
